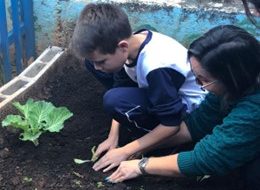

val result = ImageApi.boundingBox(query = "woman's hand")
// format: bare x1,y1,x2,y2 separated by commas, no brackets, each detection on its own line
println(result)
106,159,142,183
105,154,182,183
92,147,130,172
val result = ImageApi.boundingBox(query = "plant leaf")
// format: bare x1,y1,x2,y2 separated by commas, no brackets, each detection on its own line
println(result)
91,146,98,162
26,100,54,130
2,115,28,130
44,107,73,132
97,181,105,188
73,158,92,164
1,99,73,146
13,99,34,118
19,130,42,142
197,175,211,182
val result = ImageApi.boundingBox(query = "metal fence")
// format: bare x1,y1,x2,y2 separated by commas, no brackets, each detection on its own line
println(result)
0,0,35,84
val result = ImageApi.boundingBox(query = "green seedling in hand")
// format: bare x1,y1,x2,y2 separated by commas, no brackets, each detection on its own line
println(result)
91,146,98,162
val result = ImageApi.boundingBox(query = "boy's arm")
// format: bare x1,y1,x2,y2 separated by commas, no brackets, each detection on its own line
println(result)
122,124,179,156
92,123,183,172
108,119,120,140
94,119,120,158
146,68,186,127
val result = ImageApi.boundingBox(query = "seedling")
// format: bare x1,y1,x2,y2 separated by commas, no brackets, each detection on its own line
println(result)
72,179,83,188
96,181,105,188
197,175,211,182
22,176,32,183
1,99,73,146
73,158,92,164
91,146,98,162
72,171,84,178
74,146,98,164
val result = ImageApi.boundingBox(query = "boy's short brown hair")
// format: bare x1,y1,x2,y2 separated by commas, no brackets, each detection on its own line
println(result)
71,3,132,59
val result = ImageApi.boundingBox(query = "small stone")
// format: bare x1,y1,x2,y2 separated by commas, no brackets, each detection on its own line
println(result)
0,148,10,158
0,135,5,149
11,176,20,185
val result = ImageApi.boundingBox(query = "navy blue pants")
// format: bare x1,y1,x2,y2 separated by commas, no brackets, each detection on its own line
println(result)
103,87,160,137
85,59,149,136
242,155,260,190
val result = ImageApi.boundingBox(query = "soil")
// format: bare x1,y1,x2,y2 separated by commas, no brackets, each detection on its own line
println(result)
0,53,244,190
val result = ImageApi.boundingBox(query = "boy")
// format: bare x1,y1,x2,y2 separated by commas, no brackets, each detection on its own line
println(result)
70,3,205,172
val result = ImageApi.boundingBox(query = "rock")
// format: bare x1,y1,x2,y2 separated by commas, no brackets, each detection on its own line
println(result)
11,176,20,186
0,148,10,158
0,135,4,149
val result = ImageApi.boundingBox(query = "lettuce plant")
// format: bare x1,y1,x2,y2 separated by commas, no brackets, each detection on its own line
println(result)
1,99,73,146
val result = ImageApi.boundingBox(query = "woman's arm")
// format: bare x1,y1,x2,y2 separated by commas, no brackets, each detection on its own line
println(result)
106,121,192,183
178,99,260,176
107,154,183,183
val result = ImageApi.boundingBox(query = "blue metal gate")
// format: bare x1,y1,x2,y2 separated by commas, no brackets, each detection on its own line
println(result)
0,0,35,84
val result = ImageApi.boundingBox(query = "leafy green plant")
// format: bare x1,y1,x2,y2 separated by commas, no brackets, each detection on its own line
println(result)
1,99,73,146
74,146,98,164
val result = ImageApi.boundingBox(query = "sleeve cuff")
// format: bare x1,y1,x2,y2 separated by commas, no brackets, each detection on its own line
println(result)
177,151,199,176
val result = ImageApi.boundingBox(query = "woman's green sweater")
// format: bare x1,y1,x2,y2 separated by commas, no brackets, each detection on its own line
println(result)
178,90,260,175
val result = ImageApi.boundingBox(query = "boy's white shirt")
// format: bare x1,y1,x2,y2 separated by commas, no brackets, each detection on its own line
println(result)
124,30,207,112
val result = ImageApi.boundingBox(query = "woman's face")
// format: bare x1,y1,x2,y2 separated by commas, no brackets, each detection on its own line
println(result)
190,56,226,96
249,1,260,16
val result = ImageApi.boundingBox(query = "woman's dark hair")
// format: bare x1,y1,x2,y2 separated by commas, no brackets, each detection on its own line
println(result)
70,3,132,59
188,25,260,103
242,0,260,26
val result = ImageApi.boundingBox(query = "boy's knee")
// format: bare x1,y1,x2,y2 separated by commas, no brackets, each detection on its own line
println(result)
103,89,120,113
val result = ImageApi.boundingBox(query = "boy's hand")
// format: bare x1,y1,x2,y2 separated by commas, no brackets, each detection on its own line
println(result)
92,147,130,172
94,136,118,159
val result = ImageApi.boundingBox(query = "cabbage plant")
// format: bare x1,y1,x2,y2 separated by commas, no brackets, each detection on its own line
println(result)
1,99,73,146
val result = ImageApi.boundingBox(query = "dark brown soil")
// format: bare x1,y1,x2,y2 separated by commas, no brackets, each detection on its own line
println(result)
0,53,243,190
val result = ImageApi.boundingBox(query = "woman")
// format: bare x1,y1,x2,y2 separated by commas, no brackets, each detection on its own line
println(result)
105,25,260,190
242,0,260,24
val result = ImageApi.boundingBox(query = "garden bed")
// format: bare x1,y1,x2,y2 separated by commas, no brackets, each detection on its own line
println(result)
0,52,242,190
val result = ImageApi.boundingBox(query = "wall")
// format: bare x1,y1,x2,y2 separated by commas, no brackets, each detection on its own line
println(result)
33,0,259,53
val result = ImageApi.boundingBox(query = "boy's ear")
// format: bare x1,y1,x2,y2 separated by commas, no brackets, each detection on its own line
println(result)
117,40,129,52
